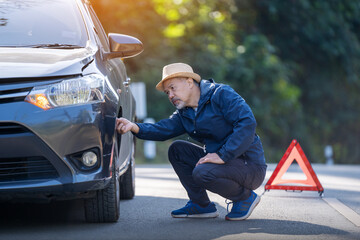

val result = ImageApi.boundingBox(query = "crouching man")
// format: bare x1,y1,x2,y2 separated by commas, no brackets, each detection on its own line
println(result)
116,62,267,221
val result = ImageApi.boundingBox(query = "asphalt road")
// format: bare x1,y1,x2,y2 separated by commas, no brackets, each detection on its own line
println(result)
0,164,359,240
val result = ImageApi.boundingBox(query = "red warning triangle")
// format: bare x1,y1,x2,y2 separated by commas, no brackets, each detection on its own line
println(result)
265,139,324,195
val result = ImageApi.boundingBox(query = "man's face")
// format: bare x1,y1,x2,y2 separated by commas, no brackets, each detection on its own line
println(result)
163,77,191,109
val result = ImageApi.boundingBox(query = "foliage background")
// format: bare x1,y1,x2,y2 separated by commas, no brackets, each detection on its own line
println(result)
92,0,360,164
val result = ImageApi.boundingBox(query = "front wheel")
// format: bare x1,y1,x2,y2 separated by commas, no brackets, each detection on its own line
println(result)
84,166,120,223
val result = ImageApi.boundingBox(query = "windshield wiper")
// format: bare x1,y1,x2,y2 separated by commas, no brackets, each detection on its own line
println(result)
30,43,83,49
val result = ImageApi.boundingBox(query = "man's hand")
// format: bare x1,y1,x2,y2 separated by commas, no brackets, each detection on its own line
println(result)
116,117,139,134
196,153,225,166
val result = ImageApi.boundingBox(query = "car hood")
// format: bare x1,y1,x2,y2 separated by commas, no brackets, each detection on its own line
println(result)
0,44,97,79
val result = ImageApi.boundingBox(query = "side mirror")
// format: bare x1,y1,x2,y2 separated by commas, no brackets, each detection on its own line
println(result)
105,33,143,60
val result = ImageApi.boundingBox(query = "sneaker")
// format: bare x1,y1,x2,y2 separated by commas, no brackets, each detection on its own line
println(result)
171,200,219,218
225,191,260,221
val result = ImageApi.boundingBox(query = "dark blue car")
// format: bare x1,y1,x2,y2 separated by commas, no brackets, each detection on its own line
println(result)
0,0,143,222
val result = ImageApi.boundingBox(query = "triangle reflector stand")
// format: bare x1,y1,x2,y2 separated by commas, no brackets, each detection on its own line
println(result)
265,139,324,196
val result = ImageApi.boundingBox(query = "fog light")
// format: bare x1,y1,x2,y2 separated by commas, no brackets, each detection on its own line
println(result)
82,151,98,167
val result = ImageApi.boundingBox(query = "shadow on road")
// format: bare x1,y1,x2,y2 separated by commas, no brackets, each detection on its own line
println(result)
117,196,349,239
0,199,85,226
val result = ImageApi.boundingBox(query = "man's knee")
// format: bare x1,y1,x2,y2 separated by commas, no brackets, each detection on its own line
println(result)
192,164,216,187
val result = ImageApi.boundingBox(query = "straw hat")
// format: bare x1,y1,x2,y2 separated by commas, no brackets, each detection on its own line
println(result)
156,63,201,91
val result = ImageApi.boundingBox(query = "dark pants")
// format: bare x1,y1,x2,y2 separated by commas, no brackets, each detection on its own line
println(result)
168,140,267,206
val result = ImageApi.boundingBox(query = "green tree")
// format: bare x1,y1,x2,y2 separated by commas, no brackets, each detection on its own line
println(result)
255,0,360,163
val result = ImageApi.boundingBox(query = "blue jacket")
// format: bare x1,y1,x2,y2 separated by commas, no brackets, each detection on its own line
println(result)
135,79,266,166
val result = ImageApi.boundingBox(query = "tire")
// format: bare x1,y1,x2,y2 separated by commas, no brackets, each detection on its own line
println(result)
84,166,120,223
120,140,135,200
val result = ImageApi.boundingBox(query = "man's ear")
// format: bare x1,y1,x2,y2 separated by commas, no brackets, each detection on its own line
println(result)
186,77,194,88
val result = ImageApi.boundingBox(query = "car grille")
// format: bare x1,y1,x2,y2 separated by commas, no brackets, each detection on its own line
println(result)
0,156,59,182
0,87,31,104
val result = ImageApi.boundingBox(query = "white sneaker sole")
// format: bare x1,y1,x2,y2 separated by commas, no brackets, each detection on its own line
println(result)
225,195,261,221
172,211,219,218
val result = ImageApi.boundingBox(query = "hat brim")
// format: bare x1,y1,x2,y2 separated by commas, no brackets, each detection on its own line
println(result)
156,72,201,91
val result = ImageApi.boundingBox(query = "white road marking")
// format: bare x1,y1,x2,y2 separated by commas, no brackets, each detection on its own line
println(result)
323,198,360,227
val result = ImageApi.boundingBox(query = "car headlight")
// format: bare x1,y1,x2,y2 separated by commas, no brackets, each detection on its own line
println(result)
25,74,105,110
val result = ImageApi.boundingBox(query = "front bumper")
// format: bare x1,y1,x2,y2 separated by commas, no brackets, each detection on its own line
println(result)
0,100,116,200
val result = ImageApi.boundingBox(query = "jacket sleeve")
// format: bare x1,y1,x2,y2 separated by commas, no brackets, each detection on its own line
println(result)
214,85,256,162
134,111,186,141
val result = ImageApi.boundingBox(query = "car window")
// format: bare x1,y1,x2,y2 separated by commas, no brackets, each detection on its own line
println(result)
0,0,88,47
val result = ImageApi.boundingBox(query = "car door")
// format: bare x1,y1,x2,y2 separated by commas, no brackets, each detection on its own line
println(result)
87,6,132,169
109,58,133,170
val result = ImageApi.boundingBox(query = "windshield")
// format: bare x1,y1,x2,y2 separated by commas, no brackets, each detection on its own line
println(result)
0,0,88,48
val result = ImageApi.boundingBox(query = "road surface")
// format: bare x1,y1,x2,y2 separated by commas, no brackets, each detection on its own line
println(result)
0,164,359,240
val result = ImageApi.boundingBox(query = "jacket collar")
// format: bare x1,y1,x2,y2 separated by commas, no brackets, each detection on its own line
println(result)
179,79,217,119
198,79,216,108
